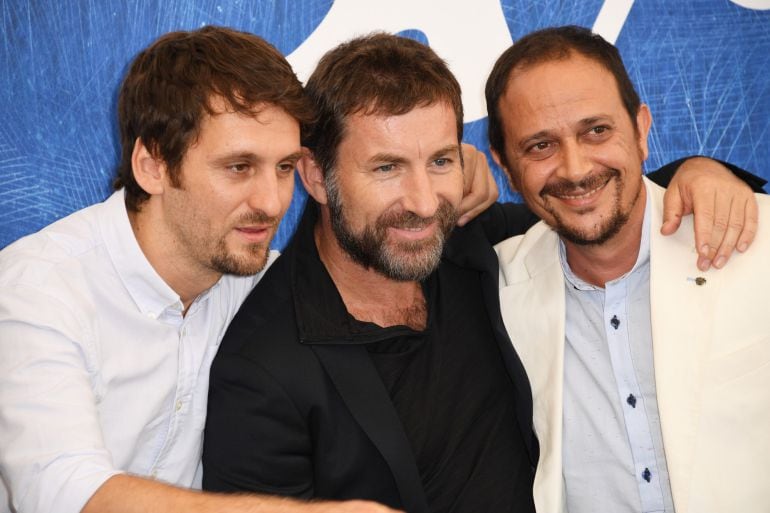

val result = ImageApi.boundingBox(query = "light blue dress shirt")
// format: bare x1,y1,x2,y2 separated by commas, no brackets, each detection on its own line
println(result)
559,197,675,513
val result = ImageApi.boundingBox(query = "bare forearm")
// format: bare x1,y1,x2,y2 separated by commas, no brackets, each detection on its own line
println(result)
82,474,401,513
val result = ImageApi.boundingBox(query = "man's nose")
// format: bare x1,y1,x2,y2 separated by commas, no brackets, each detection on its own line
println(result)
556,140,592,184
246,170,286,219
401,168,440,218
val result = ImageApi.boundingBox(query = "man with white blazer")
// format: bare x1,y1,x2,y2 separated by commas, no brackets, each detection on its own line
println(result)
486,26,770,513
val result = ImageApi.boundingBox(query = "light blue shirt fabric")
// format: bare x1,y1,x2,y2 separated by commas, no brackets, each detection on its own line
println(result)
0,190,272,513
559,193,675,513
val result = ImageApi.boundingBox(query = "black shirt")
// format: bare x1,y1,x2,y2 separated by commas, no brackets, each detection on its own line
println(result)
365,260,531,512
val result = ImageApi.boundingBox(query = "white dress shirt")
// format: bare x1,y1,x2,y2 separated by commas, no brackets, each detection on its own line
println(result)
0,190,272,513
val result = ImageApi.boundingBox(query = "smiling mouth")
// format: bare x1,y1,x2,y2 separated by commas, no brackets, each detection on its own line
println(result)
544,171,616,203
388,222,437,241
555,180,608,200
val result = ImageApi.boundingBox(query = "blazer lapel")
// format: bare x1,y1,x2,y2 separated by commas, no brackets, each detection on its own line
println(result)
647,180,720,513
447,221,538,464
312,345,429,513
498,225,568,513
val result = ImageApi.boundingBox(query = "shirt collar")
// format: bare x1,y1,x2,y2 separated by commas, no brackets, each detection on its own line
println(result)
97,190,185,319
559,183,652,291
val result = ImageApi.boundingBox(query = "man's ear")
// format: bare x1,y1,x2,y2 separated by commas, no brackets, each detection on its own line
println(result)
490,147,518,193
131,138,166,196
635,104,653,161
297,150,328,205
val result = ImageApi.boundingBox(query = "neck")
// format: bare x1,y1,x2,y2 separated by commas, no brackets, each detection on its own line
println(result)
128,205,220,313
314,208,427,330
563,185,647,288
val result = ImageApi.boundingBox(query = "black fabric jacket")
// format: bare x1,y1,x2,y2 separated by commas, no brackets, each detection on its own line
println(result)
202,201,538,513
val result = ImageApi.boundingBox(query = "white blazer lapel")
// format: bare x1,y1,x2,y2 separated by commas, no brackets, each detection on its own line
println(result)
497,224,568,513
647,179,720,512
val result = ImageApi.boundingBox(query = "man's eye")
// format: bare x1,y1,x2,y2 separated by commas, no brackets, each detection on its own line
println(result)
434,158,449,166
227,163,249,173
277,162,296,174
375,164,395,172
529,142,550,153
589,126,609,136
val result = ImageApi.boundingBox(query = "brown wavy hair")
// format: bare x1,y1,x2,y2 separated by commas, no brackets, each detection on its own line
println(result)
114,25,314,211
302,32,464,177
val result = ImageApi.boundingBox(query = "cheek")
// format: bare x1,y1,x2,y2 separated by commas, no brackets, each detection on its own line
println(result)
515,163,549,199
435,171,465,206
597,139,635,168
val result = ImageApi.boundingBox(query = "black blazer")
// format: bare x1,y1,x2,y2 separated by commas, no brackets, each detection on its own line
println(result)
202,203,538,513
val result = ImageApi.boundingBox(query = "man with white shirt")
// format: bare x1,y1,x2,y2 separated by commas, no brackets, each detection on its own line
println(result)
0,26,397,513
488,25,770,513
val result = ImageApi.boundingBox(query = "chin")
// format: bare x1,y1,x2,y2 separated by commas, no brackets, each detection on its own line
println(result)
213,244,271,276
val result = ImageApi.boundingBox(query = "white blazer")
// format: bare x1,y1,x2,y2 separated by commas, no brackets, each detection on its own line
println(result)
496,177,770,513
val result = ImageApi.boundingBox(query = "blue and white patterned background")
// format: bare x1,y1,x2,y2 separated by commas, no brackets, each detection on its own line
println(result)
1,0,768,249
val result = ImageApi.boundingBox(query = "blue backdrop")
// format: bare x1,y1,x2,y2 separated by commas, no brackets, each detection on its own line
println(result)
1,0,768,250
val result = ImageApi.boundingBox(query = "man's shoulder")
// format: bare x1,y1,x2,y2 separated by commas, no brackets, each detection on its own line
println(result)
756,188,770,217
216,248,302,360
0,199,108,290
215,249,281,314
0,200,117,340
648,178,770,260
495,221,558,266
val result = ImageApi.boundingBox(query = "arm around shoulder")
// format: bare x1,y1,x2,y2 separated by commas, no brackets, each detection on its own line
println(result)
83,475,401,513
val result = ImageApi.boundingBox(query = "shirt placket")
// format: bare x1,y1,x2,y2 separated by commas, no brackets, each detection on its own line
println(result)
149,300,190,478
604,279,665,513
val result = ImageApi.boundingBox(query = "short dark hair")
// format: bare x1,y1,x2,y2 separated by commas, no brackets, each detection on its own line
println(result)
486,25,641,168
114,25,314,211
302,32,464,176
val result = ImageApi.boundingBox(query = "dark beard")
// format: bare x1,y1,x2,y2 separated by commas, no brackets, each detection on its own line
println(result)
210,211,278,276
327,188,458,281
541,168,637,246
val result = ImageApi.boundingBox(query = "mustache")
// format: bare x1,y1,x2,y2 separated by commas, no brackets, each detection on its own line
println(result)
540,168,619,197
378,200,458,230
235,211,280,227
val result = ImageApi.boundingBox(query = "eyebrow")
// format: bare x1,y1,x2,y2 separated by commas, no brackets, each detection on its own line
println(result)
367,152,408,166
209,150,303,167
367,144,461,165
209,151,258,167
428,144,461,161
577,116,612,129
281,151,304,163
519,130,553,150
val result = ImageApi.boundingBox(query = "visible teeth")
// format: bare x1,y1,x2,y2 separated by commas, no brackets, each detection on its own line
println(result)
557,182,605,200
